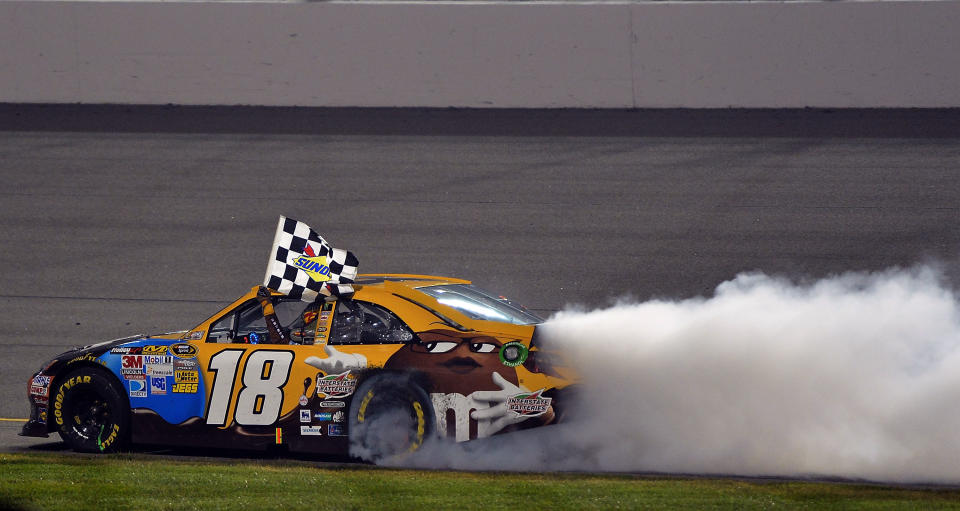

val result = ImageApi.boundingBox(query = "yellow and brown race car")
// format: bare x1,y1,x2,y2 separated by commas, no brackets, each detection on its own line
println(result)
21,275,576,460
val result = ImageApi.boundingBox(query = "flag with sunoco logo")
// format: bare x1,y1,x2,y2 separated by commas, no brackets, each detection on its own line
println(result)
263,216,359,302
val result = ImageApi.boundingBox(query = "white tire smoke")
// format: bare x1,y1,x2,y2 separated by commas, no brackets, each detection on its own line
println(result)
389,266,960,483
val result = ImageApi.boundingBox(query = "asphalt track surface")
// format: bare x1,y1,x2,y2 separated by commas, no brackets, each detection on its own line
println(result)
2,104,960,460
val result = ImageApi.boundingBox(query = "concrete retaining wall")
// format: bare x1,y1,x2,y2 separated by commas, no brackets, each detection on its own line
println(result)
2,1,958,107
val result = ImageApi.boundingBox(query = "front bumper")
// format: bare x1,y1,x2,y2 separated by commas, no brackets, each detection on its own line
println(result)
19,419,48,438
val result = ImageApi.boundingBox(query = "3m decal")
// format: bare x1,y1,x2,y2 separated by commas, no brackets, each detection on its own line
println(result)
315,371,357,399
506,389,551,417
300,425,323,436
205,350,294,427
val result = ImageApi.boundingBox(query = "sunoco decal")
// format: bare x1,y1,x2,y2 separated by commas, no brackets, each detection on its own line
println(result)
506,389,551,417
315,371,357,399
291,244,332,283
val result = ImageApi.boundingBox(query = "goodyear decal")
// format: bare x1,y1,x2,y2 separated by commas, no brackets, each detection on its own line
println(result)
53,375,92,425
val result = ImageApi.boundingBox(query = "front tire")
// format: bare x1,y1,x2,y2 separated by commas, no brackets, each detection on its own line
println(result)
53,367,129,453
348,374,433,463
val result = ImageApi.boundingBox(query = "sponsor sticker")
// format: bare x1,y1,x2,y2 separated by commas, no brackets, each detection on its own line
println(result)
299,395,309,406
169,343,198,358
313,412,332,421
332,411,345,423
146,365,174,377
30,375,50,399
110,346,133,354
300,409,311,423
172,383,198,393
121,355,144,376
124,373,146,381
129,379,147,398
150,377,167,395
184,331,205,341
141,345,168,356
506,389,551,417
144,355,174,377
174,370,199,384
38,407,47,423
315,371,357,399
320,400,345,408
499,341,529,367
174,358,199,371
300,425,323,436
327,424,346,437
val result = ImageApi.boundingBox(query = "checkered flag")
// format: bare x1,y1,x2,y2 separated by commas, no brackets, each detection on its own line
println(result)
263,216,359,301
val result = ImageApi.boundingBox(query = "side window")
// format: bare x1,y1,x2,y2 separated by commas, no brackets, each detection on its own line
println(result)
206,299,320,345
208,313,234,344
329,300,414,345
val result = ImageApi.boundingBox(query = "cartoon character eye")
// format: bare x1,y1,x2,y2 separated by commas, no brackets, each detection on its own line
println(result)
469,342,498,353
422,341,459,353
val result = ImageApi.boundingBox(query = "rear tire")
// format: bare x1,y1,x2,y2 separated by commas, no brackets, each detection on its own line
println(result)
348,374,433,463
53,367,129,453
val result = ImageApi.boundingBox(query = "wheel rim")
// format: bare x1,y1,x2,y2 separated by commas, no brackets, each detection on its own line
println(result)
68,389,111,441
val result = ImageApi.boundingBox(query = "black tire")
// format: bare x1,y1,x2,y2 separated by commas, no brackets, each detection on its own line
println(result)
52,367,130,453
348,374,433,463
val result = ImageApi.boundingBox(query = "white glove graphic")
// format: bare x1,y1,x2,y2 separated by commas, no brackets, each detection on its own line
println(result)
469,372,535,436
305,344,368,373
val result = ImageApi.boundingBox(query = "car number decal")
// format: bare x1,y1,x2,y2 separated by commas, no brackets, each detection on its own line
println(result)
205,349,294,426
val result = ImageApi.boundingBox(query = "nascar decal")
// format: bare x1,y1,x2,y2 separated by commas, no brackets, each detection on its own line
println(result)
169,343,198,358
507,389,551,417
315,371,357,399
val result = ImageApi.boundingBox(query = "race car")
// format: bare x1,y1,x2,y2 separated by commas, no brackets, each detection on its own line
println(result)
21,275,576,460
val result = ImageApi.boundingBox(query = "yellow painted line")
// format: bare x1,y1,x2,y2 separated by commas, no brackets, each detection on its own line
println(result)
0,418,28,422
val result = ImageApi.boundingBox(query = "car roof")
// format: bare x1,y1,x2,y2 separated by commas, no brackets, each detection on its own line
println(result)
352,273,472,289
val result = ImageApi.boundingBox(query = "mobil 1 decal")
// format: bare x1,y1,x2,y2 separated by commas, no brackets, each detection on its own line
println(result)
205,349,294,426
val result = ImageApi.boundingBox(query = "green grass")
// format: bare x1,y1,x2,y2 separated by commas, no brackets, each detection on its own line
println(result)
2,452,960,510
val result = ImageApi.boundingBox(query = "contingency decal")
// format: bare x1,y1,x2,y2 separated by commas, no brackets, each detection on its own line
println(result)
507,389,552,417
100,339,206,424
314,371,357,399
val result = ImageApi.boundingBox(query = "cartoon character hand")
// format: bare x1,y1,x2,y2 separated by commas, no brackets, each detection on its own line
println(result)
305,344,368,373
469,372,536,436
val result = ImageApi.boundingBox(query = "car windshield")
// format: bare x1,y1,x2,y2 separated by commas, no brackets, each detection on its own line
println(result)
416,284,543,325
